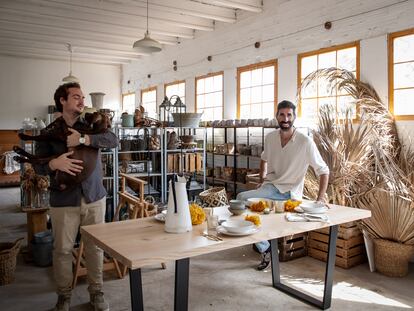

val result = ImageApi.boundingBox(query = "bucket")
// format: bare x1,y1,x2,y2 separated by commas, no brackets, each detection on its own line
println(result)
89,92,105,110
121,113,134,127
0,238,23,285
31,231,53,267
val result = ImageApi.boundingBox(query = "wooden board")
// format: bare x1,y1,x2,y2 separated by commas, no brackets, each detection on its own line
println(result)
308,248,365,269
308,225,366,269
278,232,307,262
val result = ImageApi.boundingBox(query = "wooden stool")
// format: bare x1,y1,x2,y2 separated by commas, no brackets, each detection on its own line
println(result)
113,173,166,273
22,207,49,243
72,240,124,288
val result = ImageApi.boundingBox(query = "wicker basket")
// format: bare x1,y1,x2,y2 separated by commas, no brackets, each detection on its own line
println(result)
0,238,23,285
199,187,228,207
374,239,414,277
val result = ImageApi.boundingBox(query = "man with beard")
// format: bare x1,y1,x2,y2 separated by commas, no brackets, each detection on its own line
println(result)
236,100,329,270
34,82,117,311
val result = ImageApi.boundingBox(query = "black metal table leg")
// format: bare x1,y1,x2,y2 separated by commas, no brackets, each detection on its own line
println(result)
271,225,339,310
129,268,144,311
175,258,190,311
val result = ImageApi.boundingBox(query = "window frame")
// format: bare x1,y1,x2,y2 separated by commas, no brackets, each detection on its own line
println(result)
297,41,360,120
195,71,224,120
121,92,136,114
388,28,414,120
140,86,157,118
236,59,278,119
164,80,186,104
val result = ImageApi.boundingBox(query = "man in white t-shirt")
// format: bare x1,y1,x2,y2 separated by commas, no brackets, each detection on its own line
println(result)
237,100,329,270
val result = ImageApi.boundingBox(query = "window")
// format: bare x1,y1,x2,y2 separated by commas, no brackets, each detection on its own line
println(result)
389,29,414,120
141,87,157,119
298,42,359,123
237,60,277,119
165,80,186,105
122,93,136,114
195,72,223,121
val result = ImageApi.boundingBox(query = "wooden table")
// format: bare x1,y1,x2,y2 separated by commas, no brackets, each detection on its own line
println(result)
22,207,49,243
81,204,371,311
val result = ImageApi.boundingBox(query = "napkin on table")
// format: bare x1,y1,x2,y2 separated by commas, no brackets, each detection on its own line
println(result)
285,212,330,223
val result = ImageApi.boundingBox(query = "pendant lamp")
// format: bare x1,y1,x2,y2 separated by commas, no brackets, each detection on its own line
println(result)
62,43,80,83
133,0,162,53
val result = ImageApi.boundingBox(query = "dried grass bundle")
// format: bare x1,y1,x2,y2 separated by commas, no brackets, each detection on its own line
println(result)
300,67,414,244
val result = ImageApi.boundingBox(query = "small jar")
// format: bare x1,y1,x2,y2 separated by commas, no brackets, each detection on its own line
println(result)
274,200,285,213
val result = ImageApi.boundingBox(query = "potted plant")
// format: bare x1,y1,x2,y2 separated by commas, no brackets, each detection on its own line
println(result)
301,68,414,277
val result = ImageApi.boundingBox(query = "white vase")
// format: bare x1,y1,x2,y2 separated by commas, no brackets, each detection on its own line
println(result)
165,176,192,233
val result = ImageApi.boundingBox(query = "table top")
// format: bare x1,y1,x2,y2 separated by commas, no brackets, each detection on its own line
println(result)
81,204,371,269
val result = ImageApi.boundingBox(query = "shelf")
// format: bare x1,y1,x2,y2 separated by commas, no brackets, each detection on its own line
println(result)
118,150,161,154
122,172,162,177
167,148,204,153
205,176,247,187
205,126,278,129
101,150,115,155
103,177,114,180
206,152,261,159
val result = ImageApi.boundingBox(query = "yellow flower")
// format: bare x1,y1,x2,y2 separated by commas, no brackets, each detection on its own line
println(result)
284,199,302,212
250,200,268,212
245,214,261,226
189,203,206,225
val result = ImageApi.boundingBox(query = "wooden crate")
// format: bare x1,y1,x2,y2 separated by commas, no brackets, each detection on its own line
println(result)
308,223,366,269
278,233,307,262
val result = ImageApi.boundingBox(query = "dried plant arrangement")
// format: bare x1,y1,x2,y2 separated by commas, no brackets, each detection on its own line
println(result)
299,68,414,249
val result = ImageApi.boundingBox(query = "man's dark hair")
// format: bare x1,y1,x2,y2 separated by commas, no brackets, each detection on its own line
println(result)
276,100,296,117
54,82,81,112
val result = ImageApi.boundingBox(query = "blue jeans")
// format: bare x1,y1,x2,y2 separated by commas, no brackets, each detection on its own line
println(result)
236,183,291,253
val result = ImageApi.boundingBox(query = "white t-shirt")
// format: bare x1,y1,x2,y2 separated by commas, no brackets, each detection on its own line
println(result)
261,129,329,200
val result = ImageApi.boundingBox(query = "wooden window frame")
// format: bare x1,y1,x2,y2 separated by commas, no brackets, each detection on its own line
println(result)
121,92,136,113
164,80,186,102
297,41,360,120
195,71,224,120
140,86,157,116
236,59,278,119
388,28,414,120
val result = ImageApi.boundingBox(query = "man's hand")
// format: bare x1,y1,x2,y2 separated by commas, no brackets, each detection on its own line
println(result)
67,128,81,147
49,151,83,176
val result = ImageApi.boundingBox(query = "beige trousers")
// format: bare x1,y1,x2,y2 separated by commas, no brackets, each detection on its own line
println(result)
50,196,106,296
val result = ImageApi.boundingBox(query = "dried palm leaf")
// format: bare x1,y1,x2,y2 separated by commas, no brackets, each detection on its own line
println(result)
300,67,414,244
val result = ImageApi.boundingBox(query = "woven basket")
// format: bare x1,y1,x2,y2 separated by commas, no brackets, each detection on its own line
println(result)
374,239,414,277
0,238,23,285
199,187,228,207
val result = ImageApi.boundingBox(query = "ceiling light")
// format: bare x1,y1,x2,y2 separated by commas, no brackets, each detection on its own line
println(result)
133,0,162,53
62,43,79,83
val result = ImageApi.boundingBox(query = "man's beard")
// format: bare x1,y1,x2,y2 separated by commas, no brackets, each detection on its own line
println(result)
278,121,293,131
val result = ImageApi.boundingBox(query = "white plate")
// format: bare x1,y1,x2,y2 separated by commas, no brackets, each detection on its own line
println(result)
216,225,260,236
245,198,272,207
154,210,167,222
295,206,327,214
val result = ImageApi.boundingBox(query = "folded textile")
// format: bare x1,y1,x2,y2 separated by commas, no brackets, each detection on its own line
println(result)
285,212,330,223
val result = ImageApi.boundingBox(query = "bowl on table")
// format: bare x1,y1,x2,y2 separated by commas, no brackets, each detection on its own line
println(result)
229,199,245,209
299,201,327,213
228,207,246,216
221,220,255,234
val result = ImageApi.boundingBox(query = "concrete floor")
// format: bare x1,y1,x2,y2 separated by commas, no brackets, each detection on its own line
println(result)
0,187,413,311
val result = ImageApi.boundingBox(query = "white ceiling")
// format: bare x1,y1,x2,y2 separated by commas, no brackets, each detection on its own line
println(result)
0,0,262,65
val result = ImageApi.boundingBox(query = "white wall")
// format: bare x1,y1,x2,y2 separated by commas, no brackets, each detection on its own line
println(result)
122,0,414,142
0,55,121,129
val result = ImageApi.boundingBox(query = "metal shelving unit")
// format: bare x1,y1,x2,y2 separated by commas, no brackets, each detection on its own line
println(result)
115,126,206,204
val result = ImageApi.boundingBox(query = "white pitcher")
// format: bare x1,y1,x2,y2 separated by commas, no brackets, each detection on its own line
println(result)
165,176,192,233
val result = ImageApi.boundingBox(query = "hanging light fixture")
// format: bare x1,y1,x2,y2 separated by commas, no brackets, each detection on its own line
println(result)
133,0,162,53
62,43,80,83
